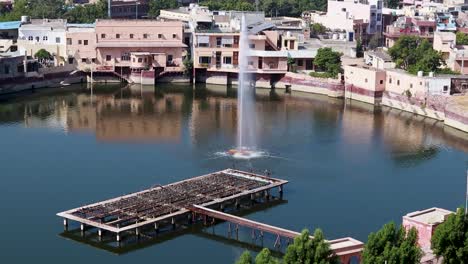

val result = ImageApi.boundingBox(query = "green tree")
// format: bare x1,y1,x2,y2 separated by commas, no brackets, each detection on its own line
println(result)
0,0,30,21
431,209,468,263
362,222,422,264
388,36,445,74
310,23,327,36
456,32,468,45
255,248,278,264
35,49,52,60
64,0,108,23
29,0,66,19
148,0,179,18
283,229,338,264
385,0,400,9
236,251,253,264
183,56,193,77
313,47,342,78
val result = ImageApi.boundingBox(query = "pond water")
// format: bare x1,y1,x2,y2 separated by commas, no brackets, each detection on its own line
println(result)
0,83,467,263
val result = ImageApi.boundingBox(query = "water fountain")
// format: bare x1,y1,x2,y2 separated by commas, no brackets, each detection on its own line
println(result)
227,14,263,159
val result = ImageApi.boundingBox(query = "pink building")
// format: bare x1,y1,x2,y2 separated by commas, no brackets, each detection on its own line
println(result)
193,30,315,86
66,23,97,70
384,17,436,47
402,208,453,249
94,19,187,84
344,65,386,105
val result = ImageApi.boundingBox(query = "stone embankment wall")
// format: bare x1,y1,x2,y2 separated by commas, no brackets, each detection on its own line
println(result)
275,72,344,97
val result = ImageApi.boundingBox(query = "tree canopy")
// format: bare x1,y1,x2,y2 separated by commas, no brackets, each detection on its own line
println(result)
235,229,337,264
200,0,328,17
34,49,52,60
64,0,108,23
388,36,445,75
456,32,468,46
362,222,422,264
385,0,400,9
431,209,468,263
283,229,338,264
312,47,342,78
148,0,179,18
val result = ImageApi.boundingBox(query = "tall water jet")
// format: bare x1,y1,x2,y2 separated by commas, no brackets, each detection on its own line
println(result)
236,14,257,153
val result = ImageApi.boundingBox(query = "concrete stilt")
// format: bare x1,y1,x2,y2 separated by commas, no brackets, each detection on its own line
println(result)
116,233,121,242
171,217,176,229
80,223,85,231
135,228,140,237
235,199,240,209
98,229,102,237
154,222,159,233
63,219,68,231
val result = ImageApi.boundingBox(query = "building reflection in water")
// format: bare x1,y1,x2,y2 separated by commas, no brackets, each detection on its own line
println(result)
0,83,466,157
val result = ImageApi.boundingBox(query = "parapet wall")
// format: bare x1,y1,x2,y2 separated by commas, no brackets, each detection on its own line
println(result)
276,72,344,98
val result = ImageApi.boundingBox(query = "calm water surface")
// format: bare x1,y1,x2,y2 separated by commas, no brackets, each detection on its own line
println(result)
0,83,467,263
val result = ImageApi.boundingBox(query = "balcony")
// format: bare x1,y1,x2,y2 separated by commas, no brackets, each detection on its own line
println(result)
384,26,434,39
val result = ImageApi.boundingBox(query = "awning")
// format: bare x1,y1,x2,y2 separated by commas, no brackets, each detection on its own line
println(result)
197,51,213,57
197,36,210,44
221,37,233,44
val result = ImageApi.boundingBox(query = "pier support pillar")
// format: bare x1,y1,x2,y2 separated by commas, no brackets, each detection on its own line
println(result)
116,233,121,242
279,185,284,199
98,229,102,237
154,222,159,233
250,193,256,205
171,217,176,230
80,223,85,231
135,228,140,237
220,203,225,212
264,189,270,201
235,199,240,209
63,219,68,231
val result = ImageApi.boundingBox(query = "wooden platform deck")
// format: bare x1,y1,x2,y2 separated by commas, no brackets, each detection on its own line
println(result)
57,169,287,234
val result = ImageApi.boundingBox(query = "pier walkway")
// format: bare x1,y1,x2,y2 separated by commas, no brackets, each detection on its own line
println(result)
57,169,363,263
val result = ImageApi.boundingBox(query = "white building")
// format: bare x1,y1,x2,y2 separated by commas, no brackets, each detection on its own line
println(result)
311,0,383,41
17,19,68,66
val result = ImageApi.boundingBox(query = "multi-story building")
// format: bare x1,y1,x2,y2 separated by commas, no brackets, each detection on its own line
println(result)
65,23,97,69
94,19,187,83
110,0,149,19
384,16,436,47
192,12,315,86
309,0,384,42
17,19,68,66
0,20,20,53
433,31,468,74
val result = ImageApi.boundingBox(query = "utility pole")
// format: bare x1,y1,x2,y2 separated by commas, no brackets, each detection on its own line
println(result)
108,0,111,18
465,169,468,215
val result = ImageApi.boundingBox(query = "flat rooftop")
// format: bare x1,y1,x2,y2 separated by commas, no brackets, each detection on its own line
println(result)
57,169,287,233
404,207,453,225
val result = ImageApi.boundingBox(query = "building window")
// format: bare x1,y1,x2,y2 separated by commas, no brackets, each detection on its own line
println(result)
167,54,173,64
91,58,96,63
410,83,413,88
35,36,40,42
101,34,106,38
158,34,163,39
223,56,232,64
138,58,143,63
130,34,134,39
420,81,423,85
248,61,254,66
106,55,111,61
172,34,177,39
389,78,392,84
249,43,255,49
81,58,87,63
365,78,368,83
443,85,448,92
199,56,211,64
342,8,346,12
116,34,120,39
4,65,10,74
397,80,400,86
56,37,61,43
67,38,72,45
121,52,130,61
143,34,148,39
43,36,48,41
78,40,82,45
380,80,383,84
297,59,303,66
28,36,33,41
84,40,88,45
